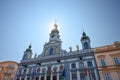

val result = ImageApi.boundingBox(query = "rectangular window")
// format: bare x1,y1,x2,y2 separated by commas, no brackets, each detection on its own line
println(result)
72,73,77,80
71,63,76,68
41,76,44,80
59,74,64,80
35,77,39,80
101,59,106,67
27,77,30,80
21,78,24,80
17,78,19,80
47,76,50,80
80,73,85,80
105,73,110,80
87,61,93,67
53,75,57,80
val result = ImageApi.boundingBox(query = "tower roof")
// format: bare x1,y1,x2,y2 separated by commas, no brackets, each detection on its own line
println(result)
81,31,90,40
51,23,59,33
26,44,32,52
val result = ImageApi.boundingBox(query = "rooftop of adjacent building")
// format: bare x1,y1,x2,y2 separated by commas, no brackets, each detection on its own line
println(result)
0,61,18,65
94,41,120,53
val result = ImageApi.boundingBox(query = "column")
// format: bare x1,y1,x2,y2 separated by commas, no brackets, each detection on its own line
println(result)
39,74,41,80
25,75,27,80
70,72,72,80
50,73,53,80
44,74,46,80
57,73,59,80
20,77,21,80
77,70,80,80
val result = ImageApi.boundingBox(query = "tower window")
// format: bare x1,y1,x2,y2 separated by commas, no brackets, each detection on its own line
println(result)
105,73,111,80
84,42,89,49
50,48,54,55
100,59,106,67
114,57,119,65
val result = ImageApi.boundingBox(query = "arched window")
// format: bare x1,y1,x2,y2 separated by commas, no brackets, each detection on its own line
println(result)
84,42,89,49
87,61,93,67
105,73,110,80
100,59,106,67
50,48,53,55
114,57,119,65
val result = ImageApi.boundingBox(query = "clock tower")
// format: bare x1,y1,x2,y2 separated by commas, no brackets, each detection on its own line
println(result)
43,23,62,56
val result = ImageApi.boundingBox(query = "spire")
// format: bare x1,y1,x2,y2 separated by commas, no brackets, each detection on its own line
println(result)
54,20,58,28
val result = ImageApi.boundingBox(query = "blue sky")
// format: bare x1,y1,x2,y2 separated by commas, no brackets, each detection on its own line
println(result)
0,0,120,62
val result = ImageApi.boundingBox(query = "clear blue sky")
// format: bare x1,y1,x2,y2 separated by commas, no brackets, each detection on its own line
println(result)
0,0,120,62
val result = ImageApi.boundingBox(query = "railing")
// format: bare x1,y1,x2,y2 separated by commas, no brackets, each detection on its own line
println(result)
20,49,94,65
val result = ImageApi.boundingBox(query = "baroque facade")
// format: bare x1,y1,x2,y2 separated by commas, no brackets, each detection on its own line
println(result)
94,41,120,80
0,61,18,80
15,23,100,80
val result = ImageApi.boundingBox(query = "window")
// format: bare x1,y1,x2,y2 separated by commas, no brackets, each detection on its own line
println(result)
50,48,53,55
59,74,64,80
8,64,14,68
37,68,40,73
84,42,89,49
71,63,76,68
5,77,8,80
18,69,22,74
100,59,106,67
91,72,96,80
59,65,64,70
21,78,24,80
35,77,39,80
28,68,32,73
72,73,77,80
55,47,59,53
80,73,85,80
27,77,30,80
41,76,44,80
10,77,13,80
45,49,48,55
16,78,19,80
23,69,26,74
53,75,57,80
105,73,110,80
114,57,119,65
12,70,14,74
87,61,93,67
79,62,84,68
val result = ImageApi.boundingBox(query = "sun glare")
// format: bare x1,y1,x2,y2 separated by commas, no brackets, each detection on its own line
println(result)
48,21,55,33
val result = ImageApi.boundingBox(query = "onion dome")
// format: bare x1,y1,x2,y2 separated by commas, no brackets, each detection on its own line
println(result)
51,23,59,33
26,44,32,52
81,31,90,40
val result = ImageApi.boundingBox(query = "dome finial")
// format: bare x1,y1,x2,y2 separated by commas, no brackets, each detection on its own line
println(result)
54,19,58,29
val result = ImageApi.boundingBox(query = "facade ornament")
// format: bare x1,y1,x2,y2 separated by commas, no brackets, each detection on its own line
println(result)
69,47,72,52
34,53,37,58
76,45,79,51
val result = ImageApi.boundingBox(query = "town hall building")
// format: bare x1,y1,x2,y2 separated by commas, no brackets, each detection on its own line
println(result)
15,23,100,80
